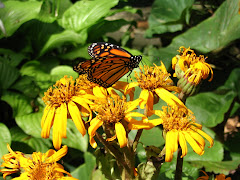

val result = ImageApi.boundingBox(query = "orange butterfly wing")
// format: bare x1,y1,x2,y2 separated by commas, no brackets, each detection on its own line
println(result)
74,42,142,88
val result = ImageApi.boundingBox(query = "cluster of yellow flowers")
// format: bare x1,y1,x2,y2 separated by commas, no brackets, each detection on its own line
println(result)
0,47,217,179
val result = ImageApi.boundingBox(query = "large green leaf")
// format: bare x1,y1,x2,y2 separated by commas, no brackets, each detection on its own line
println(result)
146,0,194,37
1,91,32,117
0,123,11,163
39,29,88,56
71,152,96,180
0,48,25,67
155,0,240,68
0,1,42,38
58,0,119,32
186,68,240,127
50,65,78,79
10,127,51,153
186,90,235,127
15,111,42,138
140,127,164,147
0,60,20,90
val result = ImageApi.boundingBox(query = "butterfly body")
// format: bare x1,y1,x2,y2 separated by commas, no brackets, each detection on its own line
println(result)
74,42,142,88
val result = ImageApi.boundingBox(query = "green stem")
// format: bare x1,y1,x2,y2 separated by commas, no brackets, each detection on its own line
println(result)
132,129,143,152
95,132,132,176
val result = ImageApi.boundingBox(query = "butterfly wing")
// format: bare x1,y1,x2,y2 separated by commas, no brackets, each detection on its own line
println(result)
74,42,142,88
88,42,132,58
88,57,131,88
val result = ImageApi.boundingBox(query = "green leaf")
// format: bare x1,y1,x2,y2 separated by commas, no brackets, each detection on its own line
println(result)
0,60,20,90
39,29,88,56
15,112,42,138
11,76,39,98
0,123,11,163
20,60,61,90
10,127,51,153
184,141,224,162
146,0,194,37
62,119,89,152
140,127,164,147
1,91,32,117
50,65,78,79
59,0,119,32
0,1,42,38
186,90,235,127
190,160,240,175
0,48,26,67
71,152,96,180
220,68,240,98
88,19,129,41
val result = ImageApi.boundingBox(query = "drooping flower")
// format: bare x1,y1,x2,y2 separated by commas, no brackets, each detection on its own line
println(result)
172,46,213,96
88,88,161,148
125,63,185,116
154,106,214,162
197,171,231,180
41,75,95,149
0,144,77,180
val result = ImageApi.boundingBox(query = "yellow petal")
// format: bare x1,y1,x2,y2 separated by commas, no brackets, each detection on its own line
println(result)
196,129,214,148
155,88,185,108
93,86,108,98
88,117,103,137
125,112,146,119
165,131,174,162
72,96,93,120
60,103,67,138
189,130,205,150
41,107,55,138
179,132,188,158
47,145,68,162
68,101,86,136
52,108,63,150
128,119,162,130
41,104,51,127
124,82,139,94
139,89,149,109
183,131,204,156
126,98,141,113
115,122,127,148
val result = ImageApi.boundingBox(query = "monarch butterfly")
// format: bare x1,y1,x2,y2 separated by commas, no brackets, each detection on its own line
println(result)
73,42,142,88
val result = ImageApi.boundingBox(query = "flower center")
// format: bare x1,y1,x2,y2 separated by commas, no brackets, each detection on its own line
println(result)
161,106,195,132
96,97,127,126
135,65,173,91
29,162,56,180
42,75,88,108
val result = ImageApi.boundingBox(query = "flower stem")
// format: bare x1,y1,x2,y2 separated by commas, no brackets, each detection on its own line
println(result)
175,148,183,180
95,132,132,176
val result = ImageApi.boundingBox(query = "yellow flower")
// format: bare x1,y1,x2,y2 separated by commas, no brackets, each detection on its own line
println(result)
125,63,185,116
0,144,77,180
88,88,161,148
154,106,214,162
172,46,213,86
41,75,95,149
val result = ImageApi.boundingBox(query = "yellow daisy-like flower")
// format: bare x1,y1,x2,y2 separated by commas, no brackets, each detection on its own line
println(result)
172,46,213,86
197,171,231,180
88,88,161,148
125,62,185,116
41,75,95,149
154,106,214,162
0,144,77,180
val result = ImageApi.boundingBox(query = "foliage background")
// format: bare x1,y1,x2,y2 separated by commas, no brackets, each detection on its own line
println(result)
0,0,240,179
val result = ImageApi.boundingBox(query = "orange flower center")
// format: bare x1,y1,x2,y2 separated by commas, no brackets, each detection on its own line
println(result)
135,65,173,91
161,106,195,132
